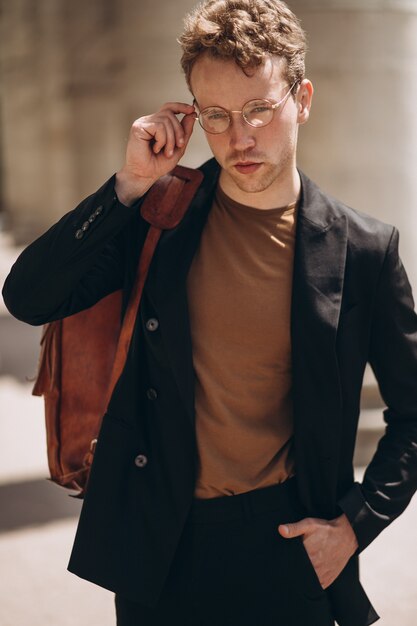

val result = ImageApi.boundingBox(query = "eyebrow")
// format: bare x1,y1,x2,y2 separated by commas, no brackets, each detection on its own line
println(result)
193,82,298,112
193,95,277,111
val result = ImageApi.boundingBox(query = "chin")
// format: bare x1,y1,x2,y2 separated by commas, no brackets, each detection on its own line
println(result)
233,179,268,194
229,165,278,194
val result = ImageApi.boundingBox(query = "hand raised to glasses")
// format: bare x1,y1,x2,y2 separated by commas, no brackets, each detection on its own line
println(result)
115,102,196,206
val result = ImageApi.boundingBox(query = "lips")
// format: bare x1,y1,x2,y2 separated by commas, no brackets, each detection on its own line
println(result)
234,162,262,174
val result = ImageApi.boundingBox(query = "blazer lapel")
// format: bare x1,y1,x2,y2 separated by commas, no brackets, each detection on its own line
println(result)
291,171,348,515
145,159,221,425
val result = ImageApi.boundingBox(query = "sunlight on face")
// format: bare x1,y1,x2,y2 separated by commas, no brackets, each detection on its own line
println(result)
190,54,305,206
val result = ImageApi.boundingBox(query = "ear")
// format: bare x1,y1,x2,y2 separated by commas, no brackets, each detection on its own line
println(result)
297,79,314,125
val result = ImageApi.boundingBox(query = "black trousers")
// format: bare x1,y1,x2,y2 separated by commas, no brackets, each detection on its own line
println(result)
115,476,335,626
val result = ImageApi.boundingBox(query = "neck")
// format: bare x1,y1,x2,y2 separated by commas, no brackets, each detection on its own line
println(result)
218,165,301,210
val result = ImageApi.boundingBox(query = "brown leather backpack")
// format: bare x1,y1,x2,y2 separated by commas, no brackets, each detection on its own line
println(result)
32,165,203,497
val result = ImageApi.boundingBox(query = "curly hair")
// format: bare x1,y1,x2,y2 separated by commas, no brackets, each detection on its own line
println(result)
178,0,307,92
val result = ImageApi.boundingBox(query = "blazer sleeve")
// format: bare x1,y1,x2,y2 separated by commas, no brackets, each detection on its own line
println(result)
337,227,417,554
2,174,147,326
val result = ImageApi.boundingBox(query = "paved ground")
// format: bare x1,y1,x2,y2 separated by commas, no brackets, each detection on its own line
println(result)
0,376,416,626
1,235,416,625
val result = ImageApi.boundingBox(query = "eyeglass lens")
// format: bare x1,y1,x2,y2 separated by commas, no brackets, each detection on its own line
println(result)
199,99,274,134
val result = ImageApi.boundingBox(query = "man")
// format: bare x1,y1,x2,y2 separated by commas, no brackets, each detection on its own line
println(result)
2,1,417,625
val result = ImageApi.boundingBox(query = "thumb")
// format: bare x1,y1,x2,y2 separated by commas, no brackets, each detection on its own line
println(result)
278,519,309,539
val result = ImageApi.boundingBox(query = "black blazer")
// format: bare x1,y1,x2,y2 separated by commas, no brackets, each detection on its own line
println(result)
3,158,417,626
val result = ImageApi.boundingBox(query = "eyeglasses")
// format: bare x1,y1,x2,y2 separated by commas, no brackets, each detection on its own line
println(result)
194,82,298,134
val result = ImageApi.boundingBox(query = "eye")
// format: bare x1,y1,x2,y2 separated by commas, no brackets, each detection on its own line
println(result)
246,103,270,115
203,108,229,121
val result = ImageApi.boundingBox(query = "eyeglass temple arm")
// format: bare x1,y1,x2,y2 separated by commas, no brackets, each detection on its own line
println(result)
271,81,299,110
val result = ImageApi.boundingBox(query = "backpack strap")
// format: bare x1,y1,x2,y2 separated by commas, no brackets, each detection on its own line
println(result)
108,165,204,393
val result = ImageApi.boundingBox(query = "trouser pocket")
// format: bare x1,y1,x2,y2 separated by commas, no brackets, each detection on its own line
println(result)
292,535,326,601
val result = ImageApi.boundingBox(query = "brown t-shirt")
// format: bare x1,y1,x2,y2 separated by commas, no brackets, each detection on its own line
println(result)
186,183,298,499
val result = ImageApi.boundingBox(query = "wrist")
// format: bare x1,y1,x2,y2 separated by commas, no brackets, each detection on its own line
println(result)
336,513,359,554
115,168,155,207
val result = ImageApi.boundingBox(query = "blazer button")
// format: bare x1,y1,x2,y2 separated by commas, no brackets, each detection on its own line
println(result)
146,318,159,332
146,388,158,401
134,454,148,468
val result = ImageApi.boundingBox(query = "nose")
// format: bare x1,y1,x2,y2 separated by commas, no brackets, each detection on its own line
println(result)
228,113,256,152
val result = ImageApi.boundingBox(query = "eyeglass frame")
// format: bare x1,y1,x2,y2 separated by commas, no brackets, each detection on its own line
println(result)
193,81,299,134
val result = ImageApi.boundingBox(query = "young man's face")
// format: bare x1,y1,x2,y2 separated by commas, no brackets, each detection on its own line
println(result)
190,54,312,201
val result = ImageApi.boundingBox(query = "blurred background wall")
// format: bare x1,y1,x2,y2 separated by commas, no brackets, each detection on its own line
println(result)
2,0,417,289
0,1,417,625
1,0,209,242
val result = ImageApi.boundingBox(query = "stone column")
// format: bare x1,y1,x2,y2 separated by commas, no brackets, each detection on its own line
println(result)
1,1,73,241
1,1,128,242
290,0,417,291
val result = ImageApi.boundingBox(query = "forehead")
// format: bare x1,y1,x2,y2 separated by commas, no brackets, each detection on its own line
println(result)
190,54,287,108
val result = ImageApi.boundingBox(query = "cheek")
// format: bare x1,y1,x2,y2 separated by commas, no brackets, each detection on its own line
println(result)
261,120,296,151
205,134,227,161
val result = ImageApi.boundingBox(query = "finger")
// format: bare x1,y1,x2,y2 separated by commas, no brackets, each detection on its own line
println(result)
278,518,312,538
160,102,195,116
159,110,188,150
149,122,167,154
162,118,176,158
